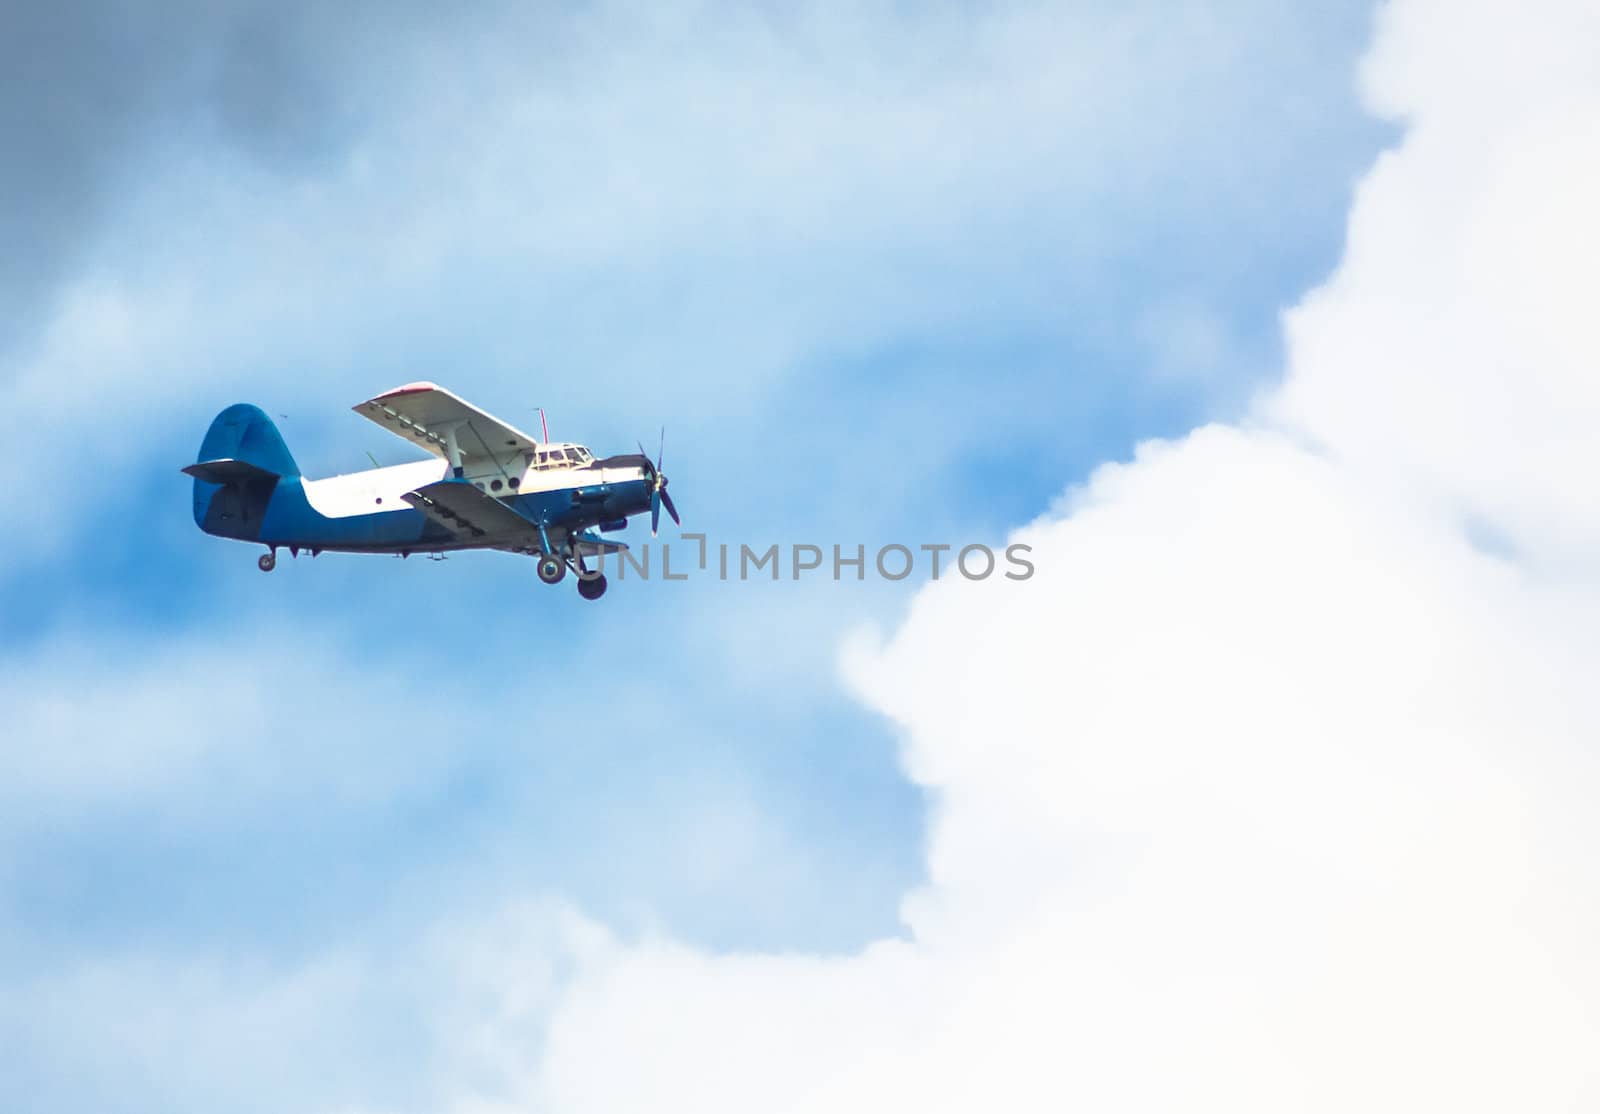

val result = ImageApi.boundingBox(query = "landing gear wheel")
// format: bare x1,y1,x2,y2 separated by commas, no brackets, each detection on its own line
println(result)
258,552,277,573
577,573,608,601
536,555,566,584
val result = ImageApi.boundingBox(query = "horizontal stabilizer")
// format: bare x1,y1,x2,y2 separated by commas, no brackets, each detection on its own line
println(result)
182,458,283,485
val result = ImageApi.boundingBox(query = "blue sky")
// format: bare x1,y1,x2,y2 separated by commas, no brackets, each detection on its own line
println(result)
1,2,1394,1109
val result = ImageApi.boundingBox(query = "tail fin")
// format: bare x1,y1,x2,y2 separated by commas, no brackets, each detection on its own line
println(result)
187,405,300,536
191,404,300,479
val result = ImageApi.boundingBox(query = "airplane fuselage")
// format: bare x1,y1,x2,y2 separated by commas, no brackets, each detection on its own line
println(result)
195,454,656,556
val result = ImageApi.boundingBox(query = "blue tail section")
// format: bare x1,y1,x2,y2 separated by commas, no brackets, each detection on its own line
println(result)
195,404,300,478
189,405,300,537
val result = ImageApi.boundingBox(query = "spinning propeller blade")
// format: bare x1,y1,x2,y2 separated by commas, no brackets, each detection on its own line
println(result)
640,429,678,535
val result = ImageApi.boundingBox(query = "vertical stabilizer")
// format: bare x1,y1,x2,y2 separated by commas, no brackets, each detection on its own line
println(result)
194,404,299,478
188,405,300,536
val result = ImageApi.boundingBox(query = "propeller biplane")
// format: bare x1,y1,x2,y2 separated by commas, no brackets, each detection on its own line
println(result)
184,383,679,600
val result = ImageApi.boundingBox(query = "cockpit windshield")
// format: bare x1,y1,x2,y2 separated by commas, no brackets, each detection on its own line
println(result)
532,445,593,469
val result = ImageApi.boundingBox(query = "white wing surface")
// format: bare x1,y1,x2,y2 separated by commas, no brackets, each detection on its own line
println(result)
354,382,541,465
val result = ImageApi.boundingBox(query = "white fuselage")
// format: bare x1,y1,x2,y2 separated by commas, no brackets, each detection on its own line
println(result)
301,451,649,519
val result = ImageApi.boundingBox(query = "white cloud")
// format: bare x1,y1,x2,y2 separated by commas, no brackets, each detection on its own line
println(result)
1274,0,1600,573
15,1,1599,1110
416,0,1600,1109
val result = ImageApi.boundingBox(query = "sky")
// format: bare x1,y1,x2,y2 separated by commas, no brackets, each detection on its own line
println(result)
3,1,1596,1111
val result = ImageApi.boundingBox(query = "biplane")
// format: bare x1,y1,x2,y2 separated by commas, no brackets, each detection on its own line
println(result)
184,383,677,600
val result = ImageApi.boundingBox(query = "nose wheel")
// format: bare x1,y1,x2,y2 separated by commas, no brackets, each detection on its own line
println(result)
258,551,277,573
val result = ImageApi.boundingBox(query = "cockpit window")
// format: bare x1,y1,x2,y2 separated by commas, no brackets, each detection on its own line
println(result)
529,446,590,469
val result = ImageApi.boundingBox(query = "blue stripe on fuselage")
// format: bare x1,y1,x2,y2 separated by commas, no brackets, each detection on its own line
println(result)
195,476,653,553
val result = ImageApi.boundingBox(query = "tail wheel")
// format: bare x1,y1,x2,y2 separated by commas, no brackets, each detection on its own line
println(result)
577,573,607,601
258,552,277,573
536,554,566,584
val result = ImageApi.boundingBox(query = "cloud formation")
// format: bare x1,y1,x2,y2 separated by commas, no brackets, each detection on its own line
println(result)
0,0,462,351
1,0,1378,558
434,1,1597,1109
7,2,1548,1111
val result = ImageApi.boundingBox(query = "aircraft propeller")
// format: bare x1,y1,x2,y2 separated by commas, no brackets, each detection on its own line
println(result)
638,430,680,536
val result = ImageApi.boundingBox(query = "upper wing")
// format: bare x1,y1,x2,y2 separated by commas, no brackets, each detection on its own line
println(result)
402,479,540,542
354,382,541,464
